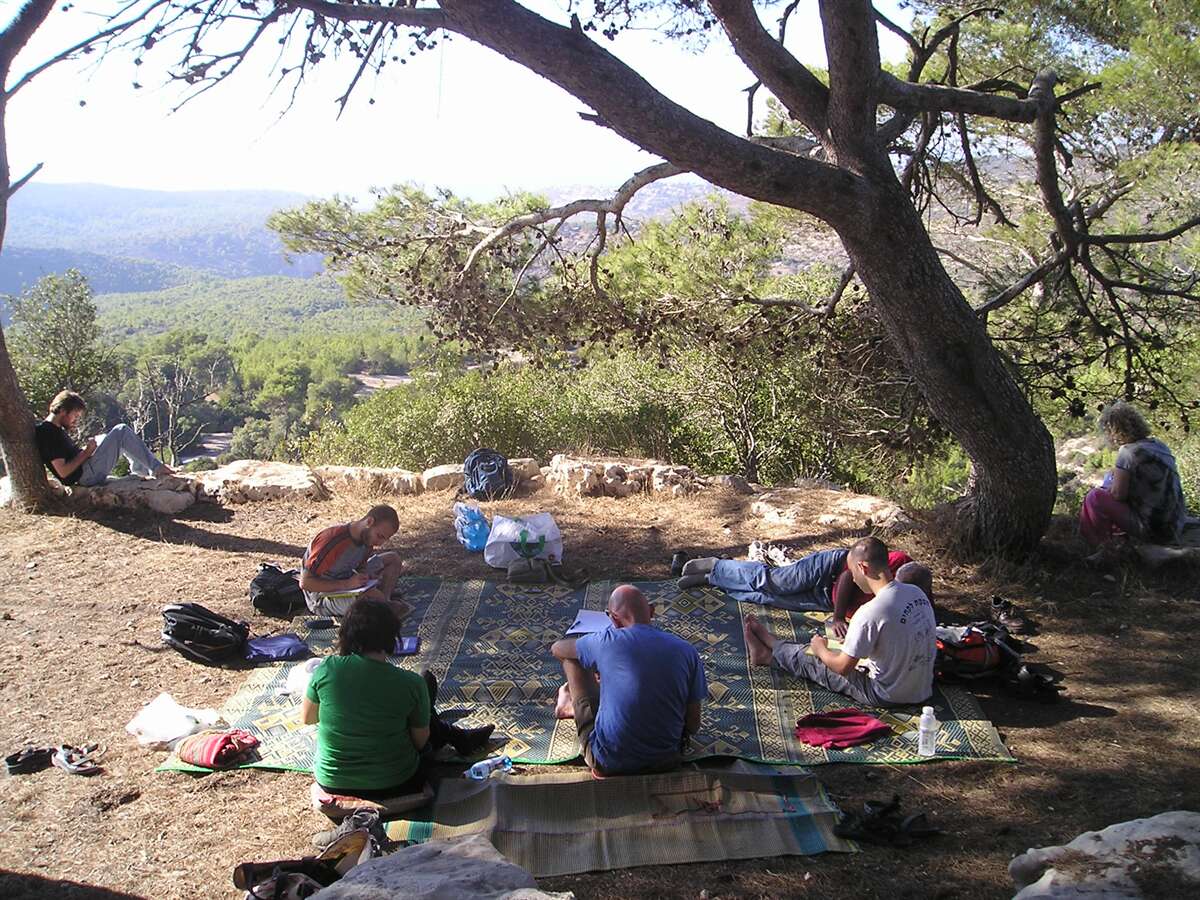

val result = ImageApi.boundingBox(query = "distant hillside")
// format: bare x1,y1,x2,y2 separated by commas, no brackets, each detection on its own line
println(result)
0,246,200,300
3,182,323,283
96,274,424,341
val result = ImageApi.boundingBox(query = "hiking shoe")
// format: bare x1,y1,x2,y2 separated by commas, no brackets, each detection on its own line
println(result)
990,597,1034,634
312,809,389,853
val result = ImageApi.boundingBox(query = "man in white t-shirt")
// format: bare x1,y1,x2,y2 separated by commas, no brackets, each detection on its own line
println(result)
743,536,936,707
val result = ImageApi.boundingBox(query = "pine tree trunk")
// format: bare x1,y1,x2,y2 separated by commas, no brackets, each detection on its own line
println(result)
838,182,1057,551
0,324,49,509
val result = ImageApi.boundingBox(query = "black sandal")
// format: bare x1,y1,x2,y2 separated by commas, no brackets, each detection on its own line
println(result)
5,746,54,776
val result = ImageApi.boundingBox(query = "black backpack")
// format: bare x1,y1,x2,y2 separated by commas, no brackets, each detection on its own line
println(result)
249,563,306,618
162,603,250,665
463,447,514,500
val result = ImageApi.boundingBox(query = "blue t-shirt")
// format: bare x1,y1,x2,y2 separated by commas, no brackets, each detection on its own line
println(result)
576,624,707,774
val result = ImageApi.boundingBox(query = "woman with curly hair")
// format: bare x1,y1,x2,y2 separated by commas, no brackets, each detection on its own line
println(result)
301,597,494,799
1079,401,1187,555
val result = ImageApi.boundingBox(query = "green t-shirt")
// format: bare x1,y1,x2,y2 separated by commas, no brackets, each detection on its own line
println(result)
305,654,430,790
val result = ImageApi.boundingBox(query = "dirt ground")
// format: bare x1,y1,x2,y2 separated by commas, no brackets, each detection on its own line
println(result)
0,486,1197,899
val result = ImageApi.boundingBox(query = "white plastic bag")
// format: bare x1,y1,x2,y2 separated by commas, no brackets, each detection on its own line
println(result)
125,692,222,750
483,512,563,568
280,657,324,699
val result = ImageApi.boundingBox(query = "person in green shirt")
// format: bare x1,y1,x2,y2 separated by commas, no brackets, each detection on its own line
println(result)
301,598,494,798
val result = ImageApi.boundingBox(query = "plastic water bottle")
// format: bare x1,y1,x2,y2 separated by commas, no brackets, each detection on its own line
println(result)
453,502,490,552
466,755,512,780
917,706,939,757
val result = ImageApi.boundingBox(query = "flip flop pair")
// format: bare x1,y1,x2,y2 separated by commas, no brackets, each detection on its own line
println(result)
834,794,942,847
52,743,105,776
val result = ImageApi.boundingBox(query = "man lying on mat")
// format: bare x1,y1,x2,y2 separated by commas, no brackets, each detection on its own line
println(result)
680,542,935,639
300,504,405,617
744,537,937,708
551,585,707,777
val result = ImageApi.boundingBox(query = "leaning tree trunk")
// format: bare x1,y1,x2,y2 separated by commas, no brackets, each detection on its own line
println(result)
839,180,1057,552
0,324,49,509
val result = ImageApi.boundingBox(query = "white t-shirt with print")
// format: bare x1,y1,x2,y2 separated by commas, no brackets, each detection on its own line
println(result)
841,580,936,704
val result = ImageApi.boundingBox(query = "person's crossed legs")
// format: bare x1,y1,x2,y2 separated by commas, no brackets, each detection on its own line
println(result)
743,614,889,708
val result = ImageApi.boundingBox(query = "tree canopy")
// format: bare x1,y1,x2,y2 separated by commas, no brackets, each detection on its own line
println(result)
4,1,1199,549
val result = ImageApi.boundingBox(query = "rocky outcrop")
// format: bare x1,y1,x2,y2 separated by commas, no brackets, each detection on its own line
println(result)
0,473,202,515
546,454,700,499
314,465,422,496
421,463,465,492
1010,811,1200,898
752,486,915,531
1056,436,1107,497
193,460,330,504
312,834,573,900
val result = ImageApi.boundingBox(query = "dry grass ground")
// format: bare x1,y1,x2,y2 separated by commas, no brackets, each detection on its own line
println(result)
0,487,1197,899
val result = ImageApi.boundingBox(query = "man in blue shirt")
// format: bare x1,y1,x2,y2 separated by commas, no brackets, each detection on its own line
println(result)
551,585,706,776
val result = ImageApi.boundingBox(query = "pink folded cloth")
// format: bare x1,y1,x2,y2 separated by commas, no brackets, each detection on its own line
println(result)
794,708,890,749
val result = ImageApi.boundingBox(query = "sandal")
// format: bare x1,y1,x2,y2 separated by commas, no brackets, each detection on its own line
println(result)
5,746,54,776
52,743,105,776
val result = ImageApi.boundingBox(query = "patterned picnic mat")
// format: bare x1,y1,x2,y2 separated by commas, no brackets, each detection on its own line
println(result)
384,760,856,876
160,577,1011,773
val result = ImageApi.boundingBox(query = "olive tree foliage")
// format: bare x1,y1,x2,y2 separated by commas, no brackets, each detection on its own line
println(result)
6,268,118,416
26,0,1200,549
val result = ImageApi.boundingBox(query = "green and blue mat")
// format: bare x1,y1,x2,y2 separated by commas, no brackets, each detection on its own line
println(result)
161,577,1011,774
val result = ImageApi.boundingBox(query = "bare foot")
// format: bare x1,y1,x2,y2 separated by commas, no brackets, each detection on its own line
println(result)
554,682,575,719
743,615,775,667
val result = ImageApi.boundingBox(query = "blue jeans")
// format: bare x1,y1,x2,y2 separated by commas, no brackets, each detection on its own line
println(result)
708,548,847,611
80,424,165,486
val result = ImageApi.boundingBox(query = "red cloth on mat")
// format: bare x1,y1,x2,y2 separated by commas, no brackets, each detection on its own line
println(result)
794,708,891,749
176,729,260,768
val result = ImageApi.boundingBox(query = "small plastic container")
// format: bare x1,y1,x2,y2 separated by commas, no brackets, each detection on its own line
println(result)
466,755,512,780
453,502,491,552
917,705,939,757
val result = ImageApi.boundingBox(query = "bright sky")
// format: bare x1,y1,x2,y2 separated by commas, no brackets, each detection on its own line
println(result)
7,1,912,201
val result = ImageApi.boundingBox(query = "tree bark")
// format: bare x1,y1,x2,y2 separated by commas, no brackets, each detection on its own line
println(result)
0,0,55,509
838,179,1057,550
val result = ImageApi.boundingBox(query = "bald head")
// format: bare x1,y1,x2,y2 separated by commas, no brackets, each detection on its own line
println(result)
607,584,653,627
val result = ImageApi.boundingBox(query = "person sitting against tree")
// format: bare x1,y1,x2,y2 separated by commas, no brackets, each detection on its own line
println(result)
679,543,933,638
302,597,493,801
300,505,406,616
34,389,174,487
551,585,706,776
1080,400,1188,561
743,537,936,708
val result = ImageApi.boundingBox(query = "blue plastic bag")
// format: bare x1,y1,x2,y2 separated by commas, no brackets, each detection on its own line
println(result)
454,502,491,552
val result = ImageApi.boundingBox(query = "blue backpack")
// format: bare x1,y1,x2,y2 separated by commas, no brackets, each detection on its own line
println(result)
463,448,514,500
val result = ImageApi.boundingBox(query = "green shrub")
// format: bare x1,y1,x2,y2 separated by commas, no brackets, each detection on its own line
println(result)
181,457,218,472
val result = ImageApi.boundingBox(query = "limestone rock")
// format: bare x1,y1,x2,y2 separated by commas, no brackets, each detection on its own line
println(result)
1056,435,1105,469
507,458,542,482
421,463,465,492
752,486,915,531
709,474,754,495
194,460,329,504
546,454,602,498
312,834,573,900
1010,810,1200,898
314,465,422,496
649,464,697,497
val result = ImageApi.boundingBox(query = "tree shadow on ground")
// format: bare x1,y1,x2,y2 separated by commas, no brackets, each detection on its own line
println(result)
75,504,305,558
0,871,147,900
